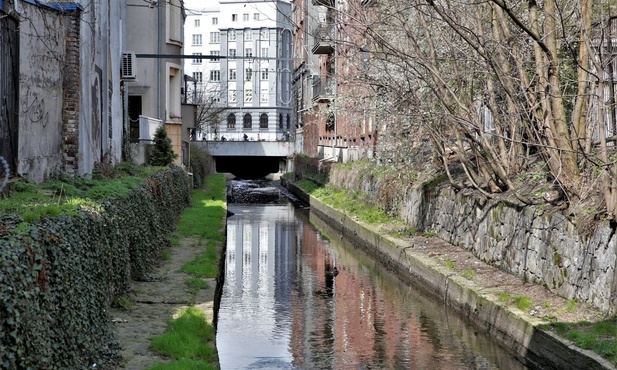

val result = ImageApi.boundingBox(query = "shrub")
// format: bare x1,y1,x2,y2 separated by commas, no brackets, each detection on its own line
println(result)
189,144,213,189
150,125,178,166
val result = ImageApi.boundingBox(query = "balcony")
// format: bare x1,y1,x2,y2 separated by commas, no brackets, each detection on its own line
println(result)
311,24,335,54
312,0,334,6
313,77,335,102
139,115,162,141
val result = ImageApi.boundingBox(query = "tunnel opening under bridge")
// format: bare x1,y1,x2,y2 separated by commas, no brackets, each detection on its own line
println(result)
214,156,284,179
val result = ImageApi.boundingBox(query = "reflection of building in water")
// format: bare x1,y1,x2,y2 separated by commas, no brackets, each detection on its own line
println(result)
225,205,297,340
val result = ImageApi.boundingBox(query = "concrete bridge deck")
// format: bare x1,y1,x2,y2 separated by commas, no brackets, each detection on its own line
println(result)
192,140,294,157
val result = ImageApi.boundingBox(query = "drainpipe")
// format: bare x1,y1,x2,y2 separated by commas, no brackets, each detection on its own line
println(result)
332,1,338,162
157,0,162,120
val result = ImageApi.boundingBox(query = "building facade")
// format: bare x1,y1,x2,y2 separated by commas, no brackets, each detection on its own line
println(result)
292,0,377,162
184,0,293,142
125,0,186,164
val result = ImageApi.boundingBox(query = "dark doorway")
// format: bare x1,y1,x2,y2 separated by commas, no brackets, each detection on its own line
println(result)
0,15,19,174
128,95,142,141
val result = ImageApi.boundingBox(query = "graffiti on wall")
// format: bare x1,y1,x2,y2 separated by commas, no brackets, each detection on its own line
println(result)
21,87,49,127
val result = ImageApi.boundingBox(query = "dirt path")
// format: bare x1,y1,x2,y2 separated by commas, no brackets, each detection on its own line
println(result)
109,237,219,370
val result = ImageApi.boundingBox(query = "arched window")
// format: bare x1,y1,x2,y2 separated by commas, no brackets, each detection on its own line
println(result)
259,113,268,128
279,113,284,129
227,113,236,128
243,113,252,128
286,114,290,129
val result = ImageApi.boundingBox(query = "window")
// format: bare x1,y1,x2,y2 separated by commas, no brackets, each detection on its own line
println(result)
210,50,220,62
245,48,253,58
193,72,203,83
232,14,238,22
286,114,291,129
212,17,218,25
261,47,268,58
228,30,236,41
229,69,236,80
229,49,236,59
254,13,260,21
209,70,220,81
194,19,200,27
243,113,252,128
245,89,253,102
260,88,268,103
279,113,284,129
260,113,268,128
246,68,252,81
192,53,202,64
260,28,269,40
227,113,236,128
261,69,268,80
245,30,252,41
209,32,220,43
229,90,237,104
243,13,249,21
192,34,202,46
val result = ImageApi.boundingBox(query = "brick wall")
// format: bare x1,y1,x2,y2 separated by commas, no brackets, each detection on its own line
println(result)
62,12,81,174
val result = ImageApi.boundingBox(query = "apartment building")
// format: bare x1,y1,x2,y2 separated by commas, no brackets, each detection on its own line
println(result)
184,0,293,142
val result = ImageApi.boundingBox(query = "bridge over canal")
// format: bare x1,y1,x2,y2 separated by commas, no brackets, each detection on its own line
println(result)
192,140,295,179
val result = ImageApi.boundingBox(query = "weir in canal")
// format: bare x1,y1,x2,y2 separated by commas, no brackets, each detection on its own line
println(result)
216,180,530,369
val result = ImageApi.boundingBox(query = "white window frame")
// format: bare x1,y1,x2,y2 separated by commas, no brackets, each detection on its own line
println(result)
192,52,202,64
192,34,202,46
229,30,236,41
245,89,253,102
229,69,236,80
210,70,221,81
209,32,220,43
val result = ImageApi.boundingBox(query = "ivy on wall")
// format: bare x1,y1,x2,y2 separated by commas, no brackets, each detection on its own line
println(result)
0,167,191,369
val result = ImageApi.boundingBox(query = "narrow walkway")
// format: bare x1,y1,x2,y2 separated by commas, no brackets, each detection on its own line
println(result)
108,237,218,370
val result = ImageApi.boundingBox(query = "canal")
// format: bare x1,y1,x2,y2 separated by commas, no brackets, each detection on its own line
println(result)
216,181,529,369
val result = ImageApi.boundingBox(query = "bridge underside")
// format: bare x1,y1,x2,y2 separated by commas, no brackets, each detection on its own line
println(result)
215,156,283,179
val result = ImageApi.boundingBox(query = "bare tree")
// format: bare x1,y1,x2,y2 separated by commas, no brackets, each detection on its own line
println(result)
186,80,226,139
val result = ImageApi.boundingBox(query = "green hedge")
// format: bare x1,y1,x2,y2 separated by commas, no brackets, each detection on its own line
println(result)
0,167,191,369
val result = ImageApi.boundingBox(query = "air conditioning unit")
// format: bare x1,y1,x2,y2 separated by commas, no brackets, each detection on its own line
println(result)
122,52,137,79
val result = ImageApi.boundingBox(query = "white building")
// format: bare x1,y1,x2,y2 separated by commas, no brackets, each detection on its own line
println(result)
184,0,293,142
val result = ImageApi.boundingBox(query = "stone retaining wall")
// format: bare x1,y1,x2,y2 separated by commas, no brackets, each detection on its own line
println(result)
329,168,617,312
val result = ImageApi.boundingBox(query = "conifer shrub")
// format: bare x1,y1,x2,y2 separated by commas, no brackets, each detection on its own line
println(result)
150,125,178,166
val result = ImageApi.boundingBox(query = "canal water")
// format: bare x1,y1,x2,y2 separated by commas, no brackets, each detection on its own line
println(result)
216,181,529,370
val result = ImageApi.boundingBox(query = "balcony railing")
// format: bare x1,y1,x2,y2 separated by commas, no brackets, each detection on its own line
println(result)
311,23,335,54
313,76,335,102
312,0,334,6
139,115,162,141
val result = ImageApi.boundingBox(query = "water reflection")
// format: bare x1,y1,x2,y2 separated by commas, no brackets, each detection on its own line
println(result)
216,204,528,370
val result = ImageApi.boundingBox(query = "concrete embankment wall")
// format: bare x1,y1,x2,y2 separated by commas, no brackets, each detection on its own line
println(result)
286,182,614,370
327,168,617,313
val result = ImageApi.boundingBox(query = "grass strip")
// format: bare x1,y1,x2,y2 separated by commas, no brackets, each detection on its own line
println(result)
149,174,227,369
147,307,217,370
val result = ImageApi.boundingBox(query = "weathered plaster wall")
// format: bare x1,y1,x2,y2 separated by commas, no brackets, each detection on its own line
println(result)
17,4,68,182
330,167,617,312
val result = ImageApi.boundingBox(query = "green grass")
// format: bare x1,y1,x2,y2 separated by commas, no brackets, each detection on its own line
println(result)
295,181,392,225
149,307,217,364
185,278,209,295
546,316,617,364
0,166,151,223
514,295,533,311
147,359,217,370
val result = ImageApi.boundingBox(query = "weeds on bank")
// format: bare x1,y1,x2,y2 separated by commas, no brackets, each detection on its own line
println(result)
543,317,617,365
148,307,217,370
296,180,391,225
0,164,151,223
